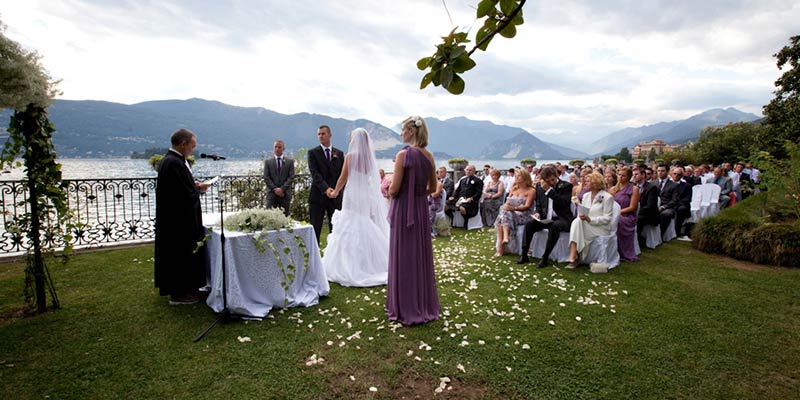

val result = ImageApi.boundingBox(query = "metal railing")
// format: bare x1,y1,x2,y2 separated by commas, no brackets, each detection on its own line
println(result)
0,174,311,255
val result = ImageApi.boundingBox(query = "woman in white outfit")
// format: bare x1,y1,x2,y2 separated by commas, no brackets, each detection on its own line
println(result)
566,172,614,269
322,128,390,287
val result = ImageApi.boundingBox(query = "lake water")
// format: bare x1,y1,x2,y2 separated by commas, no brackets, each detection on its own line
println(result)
0,158,572,180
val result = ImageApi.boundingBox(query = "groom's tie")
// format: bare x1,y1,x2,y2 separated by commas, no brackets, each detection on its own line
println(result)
325,148,331,163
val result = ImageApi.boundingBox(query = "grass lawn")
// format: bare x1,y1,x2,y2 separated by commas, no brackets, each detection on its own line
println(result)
1,228,799,399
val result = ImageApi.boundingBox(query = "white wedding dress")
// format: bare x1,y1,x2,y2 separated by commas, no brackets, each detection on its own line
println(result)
322,128,389,287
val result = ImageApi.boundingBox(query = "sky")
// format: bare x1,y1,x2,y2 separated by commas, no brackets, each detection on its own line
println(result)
2,0,798,142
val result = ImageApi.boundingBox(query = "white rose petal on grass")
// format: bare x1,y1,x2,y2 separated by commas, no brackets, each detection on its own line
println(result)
522,344,530,350
349,375,356,381
237,336,251,343
548,320,555,326
457,363,466,373
369,386,378,392
576,316,582,321
505,366,512,372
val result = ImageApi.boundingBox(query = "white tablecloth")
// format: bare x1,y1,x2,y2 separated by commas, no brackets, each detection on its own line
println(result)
204,222,329,318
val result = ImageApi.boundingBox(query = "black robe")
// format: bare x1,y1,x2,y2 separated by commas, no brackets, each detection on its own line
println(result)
154,151,206,296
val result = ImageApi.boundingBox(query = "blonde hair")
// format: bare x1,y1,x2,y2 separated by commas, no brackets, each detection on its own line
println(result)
587,172,605,191
512,168,532,191
402,116,429,147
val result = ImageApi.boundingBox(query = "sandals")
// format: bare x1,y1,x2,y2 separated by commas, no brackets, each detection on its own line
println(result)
565,259,579,269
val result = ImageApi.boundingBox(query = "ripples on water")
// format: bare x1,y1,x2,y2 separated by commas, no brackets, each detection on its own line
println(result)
1,158,568,180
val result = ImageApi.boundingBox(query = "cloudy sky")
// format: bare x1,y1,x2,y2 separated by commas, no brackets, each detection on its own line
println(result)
2,0,797,141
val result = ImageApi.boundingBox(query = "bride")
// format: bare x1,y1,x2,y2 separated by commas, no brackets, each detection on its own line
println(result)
322,128,390,287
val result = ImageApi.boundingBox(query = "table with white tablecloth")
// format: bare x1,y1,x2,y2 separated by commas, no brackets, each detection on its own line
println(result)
203,222,329,318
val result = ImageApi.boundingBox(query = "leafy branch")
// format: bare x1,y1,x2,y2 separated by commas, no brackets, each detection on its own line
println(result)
418,0,526,94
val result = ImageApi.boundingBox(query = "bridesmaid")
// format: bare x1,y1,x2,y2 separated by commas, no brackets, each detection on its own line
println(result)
612,167,640,262
386,116,440,325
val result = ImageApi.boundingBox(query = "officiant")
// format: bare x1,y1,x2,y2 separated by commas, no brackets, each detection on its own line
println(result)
263,140,295,216
449,164,483,228
154,129,212,305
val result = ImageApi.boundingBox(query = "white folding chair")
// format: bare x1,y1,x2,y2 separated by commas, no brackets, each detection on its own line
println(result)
582,202,622,269
688,184,703,223
452,205,483,230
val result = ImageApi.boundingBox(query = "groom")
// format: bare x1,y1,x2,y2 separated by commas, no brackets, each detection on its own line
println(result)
308,125,344,243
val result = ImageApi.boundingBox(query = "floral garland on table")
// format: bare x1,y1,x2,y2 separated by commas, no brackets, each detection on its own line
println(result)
222,208,310,306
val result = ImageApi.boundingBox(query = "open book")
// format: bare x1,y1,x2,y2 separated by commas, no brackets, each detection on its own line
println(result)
578,204,590,217
203,176,220,186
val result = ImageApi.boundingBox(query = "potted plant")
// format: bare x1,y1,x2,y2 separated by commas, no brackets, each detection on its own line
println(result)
605,158,618,165
519,158,537,168
448,157,468,171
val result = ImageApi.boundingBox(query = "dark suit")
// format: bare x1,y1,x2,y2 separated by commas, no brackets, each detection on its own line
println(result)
637,181,659,245
521,180,574,262
674,179,692,236
154,150,207,297
452,175,483,223
308,145,344,242
263,155,295,216
713,175,733,208
657,178,680,235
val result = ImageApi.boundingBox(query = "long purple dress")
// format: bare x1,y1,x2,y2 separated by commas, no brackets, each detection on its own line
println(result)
613,182,639,262
386,146,440,325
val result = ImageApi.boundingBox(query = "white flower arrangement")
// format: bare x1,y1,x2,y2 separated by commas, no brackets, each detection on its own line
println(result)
223,208,292,232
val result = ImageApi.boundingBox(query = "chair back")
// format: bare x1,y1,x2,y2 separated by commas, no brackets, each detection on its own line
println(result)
609,201,622,235
690,185,703,212
705,184,721,205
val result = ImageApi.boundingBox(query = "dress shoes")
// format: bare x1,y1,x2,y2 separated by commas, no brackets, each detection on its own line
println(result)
516,255,530,264
536,259,548,268
169,294,200,305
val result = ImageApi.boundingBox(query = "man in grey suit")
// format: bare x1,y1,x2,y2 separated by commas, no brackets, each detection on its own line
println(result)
712,166,733,209
263,140,295,216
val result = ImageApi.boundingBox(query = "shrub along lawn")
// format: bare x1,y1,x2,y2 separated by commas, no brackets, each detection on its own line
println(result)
1,228,799,399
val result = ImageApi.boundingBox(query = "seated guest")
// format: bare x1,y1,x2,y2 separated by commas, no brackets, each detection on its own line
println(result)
711,167,733,208
501,168,515,195
604,169,618,193
566,172,615,269
569,172,581,199
481,164,493,187
428,172,445,237
530,166,540,182
577,167,593,200
702,165,715,184
634,166,659,247
612,167,639,262
518,165,574,268
558,163,570,182
448,164,483,228
481,169,505,227
438,166,455,220
656,164,680,236
671,167,692,237
683,165,700,186
494,169,536,256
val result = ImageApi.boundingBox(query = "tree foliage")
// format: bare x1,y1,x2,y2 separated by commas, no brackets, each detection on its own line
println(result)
418,0,526,94
1,18,68,313
761,35,800,159
690,122,765,165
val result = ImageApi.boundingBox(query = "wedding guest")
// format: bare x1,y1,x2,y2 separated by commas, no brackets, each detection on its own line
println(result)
308,125,344,243
154,129,211,305
558,163,570,182
566,172,614,269
500,168,515,195
634,166,659,247
518,165,574,268
612,167,639,262
428,171,445,237
263,140,295,216
569,173,581,199
481,169,504,227
656,164,680,236
712,167,733,208
481,164,493,187
494,169,535,256
604,170,618,193
449,164,483,228
386,115,439,326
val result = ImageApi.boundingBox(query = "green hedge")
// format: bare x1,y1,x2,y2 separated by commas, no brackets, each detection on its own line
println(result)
693,192,800,267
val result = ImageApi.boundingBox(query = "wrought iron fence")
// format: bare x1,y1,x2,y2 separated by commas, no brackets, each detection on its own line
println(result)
0,174,311,255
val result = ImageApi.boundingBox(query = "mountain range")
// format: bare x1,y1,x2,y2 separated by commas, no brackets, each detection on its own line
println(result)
0,99,761,161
